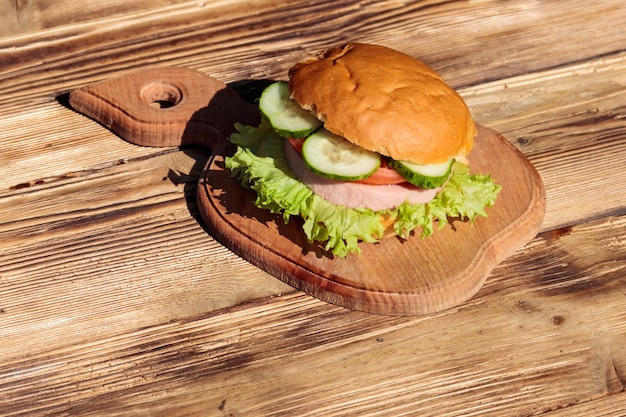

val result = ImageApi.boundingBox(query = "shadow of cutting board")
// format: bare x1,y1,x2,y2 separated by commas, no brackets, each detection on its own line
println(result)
68,66,545,316
198,125,546,315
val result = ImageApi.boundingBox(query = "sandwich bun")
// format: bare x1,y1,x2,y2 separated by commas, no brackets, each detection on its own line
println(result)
288,43,476,164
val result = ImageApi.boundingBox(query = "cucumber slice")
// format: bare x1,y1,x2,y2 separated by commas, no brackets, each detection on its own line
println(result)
389,158,455,189
259,81,322,138
302,128,381,181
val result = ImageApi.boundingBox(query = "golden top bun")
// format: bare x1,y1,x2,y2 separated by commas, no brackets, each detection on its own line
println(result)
288,43,476,164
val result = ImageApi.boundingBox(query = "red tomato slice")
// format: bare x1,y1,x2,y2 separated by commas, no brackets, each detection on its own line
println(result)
286,137,407,185
287,137,304,153
356,165,407,185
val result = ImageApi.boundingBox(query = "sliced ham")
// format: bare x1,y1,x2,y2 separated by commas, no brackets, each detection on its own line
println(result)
284,140,440,211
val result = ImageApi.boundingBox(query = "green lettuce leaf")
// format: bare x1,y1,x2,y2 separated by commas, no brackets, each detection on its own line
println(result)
225,121,501,257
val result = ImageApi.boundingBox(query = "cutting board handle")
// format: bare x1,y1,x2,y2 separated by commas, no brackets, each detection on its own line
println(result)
68,66,260,150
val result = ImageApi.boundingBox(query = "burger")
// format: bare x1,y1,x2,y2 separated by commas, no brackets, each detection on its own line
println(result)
225,43,501,257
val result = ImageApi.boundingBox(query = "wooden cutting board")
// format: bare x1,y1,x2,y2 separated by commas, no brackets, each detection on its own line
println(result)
69,66,545,316
198,125,545,315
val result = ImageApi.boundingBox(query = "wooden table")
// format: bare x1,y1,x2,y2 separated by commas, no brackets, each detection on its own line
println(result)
1,1,625,415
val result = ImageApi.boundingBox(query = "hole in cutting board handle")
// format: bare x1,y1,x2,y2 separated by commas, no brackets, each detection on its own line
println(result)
67,66,261,148
140,81,183,109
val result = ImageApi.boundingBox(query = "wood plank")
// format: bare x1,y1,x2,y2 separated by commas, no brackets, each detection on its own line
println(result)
0,0,191,37
2,0,626,113
0,149,293,360
545,392,626,416
465,53,626,231
0,102,174,188
1,214,624,415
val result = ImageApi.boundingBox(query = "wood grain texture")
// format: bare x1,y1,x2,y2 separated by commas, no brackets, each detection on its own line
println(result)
68,66,259,148
2,1,626,113
0,0,191,36
1,0,625,415
1,216,625,416
0,149,293,360
198,125,545,315
465,53,626,231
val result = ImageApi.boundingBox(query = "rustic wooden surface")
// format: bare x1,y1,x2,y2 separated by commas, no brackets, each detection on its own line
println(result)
1,0,625,415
